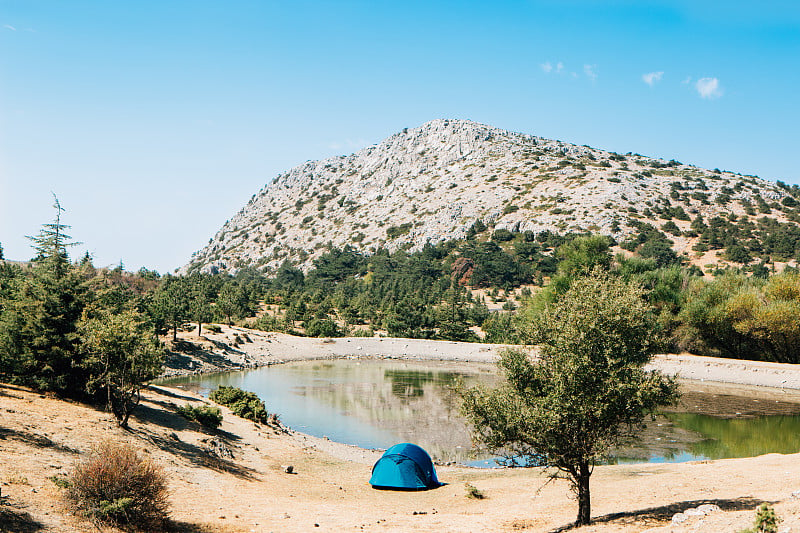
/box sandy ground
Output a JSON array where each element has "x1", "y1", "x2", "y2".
[
  {"x1": 2, "y1": 382, "x2": 800, "y2": 533},
  {"x1": 4, "y1": 329, "x2": 800, "y2": 532}
]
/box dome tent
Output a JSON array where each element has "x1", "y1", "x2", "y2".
[{"x1": 369, "y1": 443, "x2": 440, "y2": 490}]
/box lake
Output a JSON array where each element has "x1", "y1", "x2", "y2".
[{"x1": 161, "y1": 358, "x2": 800, "y2": 466}]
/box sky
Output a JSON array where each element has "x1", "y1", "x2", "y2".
[{"x1": 1, "y1": 1, "x2": 798, "y2": 273}]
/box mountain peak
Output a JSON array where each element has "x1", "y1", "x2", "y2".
[{"x1": 184, "y1": 120, "x2": 792, "y2": 274}]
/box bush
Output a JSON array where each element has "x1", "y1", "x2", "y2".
[
  {"x1": 175, "y1": 404, "x2": 223, "y2": 429},
  {"x1": 491, "y1": 229, "x2": 514, "y2": 242},
  {"x1": 205, "y1": 324, "x2": 222, "y2": 333},
  {"x1": 66, "y1": 440, "x2": 169, "y2": 530},
  {"x1": 304, "y1": 317, "x2": 342, "y2": 337},
  {"x1": 738, "y1": 503, "x2": 780, "y2": 533},
  {"x1": 210, "y1": 386, "x2": 269, "y2": 424},
  {"x1": 464, "y1": 482, "x2": 485, "y2": 499}
]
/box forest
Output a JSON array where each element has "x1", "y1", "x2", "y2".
[{"x1": 2, "y1": 204, "x2": 800, "y2": 412}]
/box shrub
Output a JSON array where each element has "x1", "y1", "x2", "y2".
[
  {"x1": 738, "y1": 503, "x2": 780, "y2": 533},
  {"x1": 175, "y1": 404, "x2": 223, "y2": 429},
  {"x1": 464, "y1": 482, "x2": 485, "y2": 499},
  {"x1": 66, "y1": 440, "x2": 169, "y2": 530},
  {"x1": 210, "y1": 386, "x2": 269, "y2": 424},
  {"x1": 386, "y1": 223, "x2": 412, "y2": 239},
  {"x1": 304, "y1": 317, "x2": 342, "y2": 337},
  {"x1": 491, "y1": 229, "x2": 514, "y2": 242},
  {"x1": 205, "y1": 324, "x2": 222, "y2": 333}
]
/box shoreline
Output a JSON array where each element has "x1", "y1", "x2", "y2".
[
  {"x1": 161, "y1": 325, "x2": 800, "y2": 391},
  {"x1": 157, "y1": 325, "x2": 800, "y2": 469}
]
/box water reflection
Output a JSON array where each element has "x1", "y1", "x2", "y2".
[
  {"x1": 162, "y1": 359, "x2": 800, "y2": 466},
  {"x1": 668, "y1": 413, "x2": 800, "y2": 459}
]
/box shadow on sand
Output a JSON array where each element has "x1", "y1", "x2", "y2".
[
  {"x1": 0, "y1": 501, "x2": 45, "y2": 533},
  {"x1": 129, "y1": 402, "x2": 255, "y2": 481},
  {"x1": 0, "y1": 426, "x2": 80, "y2": 454},
  {"x1": 549, "y1": 496, "x2": 768, "y2": 532}
]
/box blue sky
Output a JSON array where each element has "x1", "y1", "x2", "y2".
[{"x1": 1, "y1": 1, "x2": 798, "y2": 272}]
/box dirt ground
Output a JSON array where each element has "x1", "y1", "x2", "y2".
[{"x1": 4, "y1": 333, "x2": 800, "y2": 532}]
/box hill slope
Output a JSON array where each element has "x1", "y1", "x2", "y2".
[{"x1": 185, "y1": 119, "x2": 796, "y2": 273}]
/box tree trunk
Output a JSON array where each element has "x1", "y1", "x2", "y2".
[
  {"x1": 173, "y1": 321, "x2": 178, "y2": 342},
  {"x1": 198, "y1": 322, "x2": 202, "y2": 336},
  {"x1": 576, "y1": 461, "x2": 592, "y2": 526}
]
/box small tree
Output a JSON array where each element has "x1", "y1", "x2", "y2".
[
  {"x1": 460, "y1": 271, "x2": 679, "y2": 526},
  {"x1": 79, "y1": 308, "x2": 164, "y2": 427},
  {"x1": 189, "y1": 292, "x2": 213, "y2": 336},
  {"x1": 149, "y1": 277, "x2": 189, "y2": 341},
  {"x1": 216, "y1": 283, "x2": 244, "y2": 326}
]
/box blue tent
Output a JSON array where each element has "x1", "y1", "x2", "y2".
[{"x1": 369, "y1": 443, "x2": 440, "y2": 490}]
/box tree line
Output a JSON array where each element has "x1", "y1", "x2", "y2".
[{"x1": 2, "y1": 205, "x2": 799, "y2": 420}]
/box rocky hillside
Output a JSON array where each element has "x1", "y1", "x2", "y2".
[{"x1": 185, "y1": 119, "x2": 797, "y2": 273}]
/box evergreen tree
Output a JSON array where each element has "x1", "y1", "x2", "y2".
[
  {"x1": 189, "y1": 279, "x2": 213, "y2": 336},
  {"x1": 79, "y1": 306, "x2": 164, "y2": 427},
  {"x1": 0, "y1": 199, "x2": 90, "y2": 394},
  {"x1": 149, "y1": 277, "x2": 189, "y2": 341}
]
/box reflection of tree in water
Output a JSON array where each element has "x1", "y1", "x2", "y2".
[
  {"x1": 291, "y1": 361, "x2": 485, "y2": 462},
  {"x1": 385, "y1": 369, "x2": 461, "y2": 399},
  {"x1": 168, "y1": 362, "x2": 800, "y2": 465},
  {"x1": 666, "y1": 413, "x2": 800, "y2": 460}
]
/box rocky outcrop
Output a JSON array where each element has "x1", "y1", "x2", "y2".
[{"x1": 184, "y1": 119, "x2": 793, "y2": 273}]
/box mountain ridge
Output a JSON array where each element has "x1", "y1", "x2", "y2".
[{"x1": 184, "y1": 119, "x2": 796, "y2": 274}]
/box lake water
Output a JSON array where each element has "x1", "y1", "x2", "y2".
[{"x1": 162, "y1": 358, "x2": 800, "y2": 466}]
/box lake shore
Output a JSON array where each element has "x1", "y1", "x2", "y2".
[
  {"x1": 3, "y1": 379, "x2": 800, "y2": 533},
  {"x1": 5, "y1": 326, "x2": 800, "y2": 532},
  {"x1": 163, "y1": 325, "x2": 800, "y2": 391}
]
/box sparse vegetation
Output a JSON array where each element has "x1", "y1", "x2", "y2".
[
  {"x1": 175, "y1": 403, "x2": 223, "y2": 429},
  {"x1": 464, "y1": 483, "x2": 485, "y2": 499},
  {"x1": 210, "y1": 385, "x2": 270, "y2": 424},
  {"x1": 66, "y1": 440, "x2": 169, "y2": 530},
  {"x1": 738, "y1": 503, "x2": 781, "y2": 533}
]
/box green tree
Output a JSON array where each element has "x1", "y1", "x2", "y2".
[
  {"x1": 216, "y1": 283, "x2": 245, "y2": 326},
  {"x1": 460, "y1": 271, "x2": 678, "y2": 526},
  {"x1": 79, "y1": 307, "x2": 164, "y2": 427},
  {"x1": 149, "y1": 277, "x2": 189, "y2": 341},
  {"x1": 185, "y1": 275, "x2": 214, "y2": 336},
  {"x1": 556, "y1": 235, "x2": 612, "y2": 277},
  {"x1": 0, "y1": 199, "x2": 91, "y2": 394}
]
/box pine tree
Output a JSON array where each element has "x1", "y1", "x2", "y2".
[{"x1": 0, "y1": 197, "x2": 90, "y2": 394}]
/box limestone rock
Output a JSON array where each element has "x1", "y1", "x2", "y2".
[{"x1": 183, "y1": 119, "x2": 795, "y2": 275}]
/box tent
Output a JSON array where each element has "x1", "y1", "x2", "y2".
[{"x1": 369, "y1": 443, "x2": 440, "y2": 490}]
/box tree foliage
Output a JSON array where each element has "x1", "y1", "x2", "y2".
[
  {"x1": 0, "y1": 200, "x2": 164, "y2": 427},
  {"x1": 679, "y1": 271, "x2": 800, "y2": 362},
  {"x1": 460, "y1": 271, "x2": 679, "y2": 526},
  {"x1": 79, "y1": 306, "x2": 164, "y2": 427}
]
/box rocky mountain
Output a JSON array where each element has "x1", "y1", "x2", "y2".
[{"x1": 185, "y1": 119, "x2": 797, "y2": 274}]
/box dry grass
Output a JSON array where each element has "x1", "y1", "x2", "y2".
[{"x1": 66, "y1": 440, "x2": 170, "y2": 530}]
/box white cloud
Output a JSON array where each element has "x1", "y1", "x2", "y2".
[
  {"x1": 681, "y1": 76, "x2": 692, "y2": 85},
  {"x1": 695, "y1": 77, "x2": 722, "y2": 99},
  {"x1": 642, "y1": 71, "x2": 664, "y2": 86},
  {"x1": 540, "y1": 61, "x2": 553, "y2": 73},
  {"x1": 584, "y1": 64, "x2": 597, "y2": 82},
  {"x1": 3, "y1": 24, "x2": 16, "y2": 31},
  {"x1": 556, "y1": 61, "x2": 564, "y2": 73}
]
